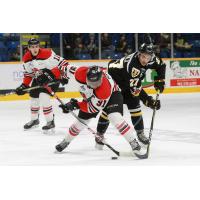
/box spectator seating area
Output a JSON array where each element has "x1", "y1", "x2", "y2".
[
  {"x1": 173, "y1": 33, "x2": 200, "y2": 58},
  {"x1": 62, "y1": 33, "x2": 135, "y2": 59},
  {"x1": 0, "y1": 33, "x2": 20, "y2": 61},
  {"x1": 1, "y1": 33, "x2": 200, "y2": 61}
]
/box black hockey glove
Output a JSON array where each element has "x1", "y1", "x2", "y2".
[
  {"x1": 36, "y1": 69, "x2": 55, "y2": 86},
  {"x1": 15, "y1": 83, "x2": 29, "y2": 95},
  {"x1": 154, "y1": 78, "x2": 165, "y2": 93},
  {"x1": 60, "y1": 78, "x2": 69, "y2": 86},
  {"x1": 144, "y1": 96, "x2": 161, "y2": 110},
  {"x1": 59, "y1": 98, "x2": 79, "y2": 113}
]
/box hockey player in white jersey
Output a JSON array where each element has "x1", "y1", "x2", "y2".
[{"x1": 15, "y1": 38, "x2": 76, "y2": 133}]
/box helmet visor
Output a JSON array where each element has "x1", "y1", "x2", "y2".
[{"x1": 86, "y1": 77, "x2": 102, "y2": 89}]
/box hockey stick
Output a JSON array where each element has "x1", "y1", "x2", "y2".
[
  {"x1": 44, "y1": 85, "x2": 132, "y2": 156},
  {"x1": 146, "y1": 92, "x2": 160, "y2": 155},
  {"x1": 0, "y1": 81, "x2": 59, "y2": 97},
  {"x1": 136, "y1": 91, "x2": 160, "y2": 159}
]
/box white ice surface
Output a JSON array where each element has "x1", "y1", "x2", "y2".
[{"x1": 0, "y1": 93, "x2": 200, "y2": 165}]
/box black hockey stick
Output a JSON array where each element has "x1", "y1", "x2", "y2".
[
  {"x1": 45, "y1": 85, "x2": 149, "y2": 159},
  {"x1": 135, "y1": 92, "x2": 160, "y2": 159},
  {"x1": 0, "y1": 81, "x2": 59, "y2": 97},
  {"x1": 146, "y1": 92, "x2": 160, "y2": 155},
  {"x1": 43, "y1": 84, "x2": 121, "y2": 156}
]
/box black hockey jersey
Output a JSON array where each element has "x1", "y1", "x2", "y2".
[{"x1": 108, "y1": 52, "x2": 166, "y2": 94}]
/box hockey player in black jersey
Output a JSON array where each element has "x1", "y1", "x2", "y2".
[{"x1": 95, "y1": 43, "x2": 166, "y2": 149}]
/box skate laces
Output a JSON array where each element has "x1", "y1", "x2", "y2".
[
  {"x1": 47, "y1": 121, "x2": 52, "y2": 125},
  {"x1": 27, "y1": 120, "x2": 36, "y2": 126},
  {"x1": 138, "y1": 132, "x2": 149, "y2": 142},
  {"x1": 130, "y1": 139, "x2": 140, "y2": 150},
  {"x1": 59, "y1": 139, "x2": 69, "y2": 147},
  {"x1": 45, "y1": 120, "x2": 54, "y2": 126}
]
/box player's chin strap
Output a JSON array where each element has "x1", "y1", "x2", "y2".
[
  {"x1": 43, "y1": 84, "x2": 131, "y2": 157},
  {"x1": 0, "y1": 81, "x2": 59, "y2": 97}
]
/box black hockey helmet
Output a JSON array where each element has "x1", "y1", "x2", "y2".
[
  {"x1": 86, "y1": 66, "x2": 103, "y2": 89},
  {"x1": 139, "y1": 43, "x2": 154, "y2": 55},
  {"x1": 28, "y1": 38, "x2": 40, "y2": 46}
]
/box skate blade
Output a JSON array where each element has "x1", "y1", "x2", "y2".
[
  {"x1": 43, "y1": 128, "x2": 55, "y2": 134},
  {"x1": 24, "y1": 125, "x2": 39, "y2": 131}
]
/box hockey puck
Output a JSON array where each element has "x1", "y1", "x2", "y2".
[{"x1": 111, "y1": 156, "x2": 118, "y2": 160}]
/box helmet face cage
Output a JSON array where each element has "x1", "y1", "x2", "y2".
[
  {"x1": 86, "y1": 66, "x2": 103, "y2": 89},
  {"x1": 86, "y1": 78, "x2": 102, "y2": 89},
  {"x1": 28, "y1": 38, "x2": 40, "y2": 47}
]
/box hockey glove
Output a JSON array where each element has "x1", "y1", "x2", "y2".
[
  {"x1": 59, "y1": 98, "x2": 79, "y2": 113},
  {"x1": 60, "y1": 78, "x2": 69, "y2": 86},
  {"x1": 154, "y1": 78, "x2": 165, "y2": 93},
  {"x1": 15, "y1": 83, "x2": 29, "y2": 95},
  {"x1": 144, "y1": 96, "x2": 161, "y2": 110},
  {"x1": 36, "y1": 69, "x2": 55, "y2": 86}
]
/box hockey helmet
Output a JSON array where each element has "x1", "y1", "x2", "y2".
[
  {"x1": 28, "y1": 38, "x2": 40, "y2": 46},
  {"x1": 86, "y1": 66, "x2": 103, "y2": 89},
  {"x1": 139, "y1": 43, "x2": 154, "y2": 55}
]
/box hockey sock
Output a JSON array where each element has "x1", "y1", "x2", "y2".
[
  {"x1": 108, "y1": 112, "x2": 136, "y2": 143},
  {"x1": 97, "y1": 111, "x2": 110, "y2": 134},
  {"x1": 130, "y1": 109, "x2": 144, "y2": 133},
  {"x1": 30, "y1": 98, "x2": 40, "y2": 120},
  {"x1": 40, "y1": 93, "x2": 53, "y2": 122},
  {"x1": 64, "y1": 119, "x2": 91, "y2": 143}
]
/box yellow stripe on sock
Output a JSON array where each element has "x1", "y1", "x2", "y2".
[
  {"x1": 100, "y1": 113, "x2": 109, "y2": 120},
  {"x1": 131, "y1": 112, "x2": 142, "y2": 117}
]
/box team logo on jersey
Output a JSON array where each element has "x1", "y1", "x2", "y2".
[
  {"x1": 32, "y1": 68, "x2": 42, "y2": 77},
  {"x1": 131, "y1": 67, "x2": 140, "y2": 78}
]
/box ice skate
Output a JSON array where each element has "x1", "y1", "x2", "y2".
[
  {"x1": 55, "y1": 139, "x2": 70, "y2": 152},
  {"x1": 24, "y1": 119, "x2": 39, "y2": 130},
  {"x1": 136, "y1": 130, "x2": 149, "y2": 147},
  {"x1": 129, "y1": 139, "x2": 141, "y2": 153},
  {"x1": 42, "y1": 120, "x2": 55, "y2": 134},
  {"x1": 129, "y1": 139, "x2": 148, "y2": 159},
  {"x1": 95, "y1": 132, "x2": 105, "y2": 150}
]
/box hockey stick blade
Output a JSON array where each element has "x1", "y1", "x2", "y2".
[
  {"x1": 119, "y1": 151, "x2": 148, "y2": 159},
  {"x1": 104, "y1": 143, "x2": 120, "y2": 156}
]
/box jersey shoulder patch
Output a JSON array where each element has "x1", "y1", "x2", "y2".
[
  {"x1": 36, "y1": 48, "x2": 52, "y2": 60},
  {"x1": 94, "y1": 75, "x2": 111, "y2": 99},
  {"x1": 23, "y1": 51, "x2": 32, "y2": 63},
  {"x1": 75, "y1": 66, "x2": 87, "y2": 84}
]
